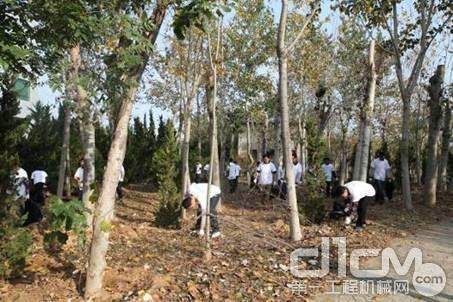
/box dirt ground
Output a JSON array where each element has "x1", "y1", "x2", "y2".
[{"x1": 1, "y1": 185, "x2": 452, "y2": 302}]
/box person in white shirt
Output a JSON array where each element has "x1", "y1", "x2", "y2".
[
  {"x1": 194, "y1": 162, "x2": 203, "y2": 183},
  {"x1": 30, "y1": 168, "x2": 48, "y2": 205},
  {"x1": 227, "y1": 159, "x2": 241, "y2": 193},
  {"x1": 117, "y1": 165, "x2": 125, "y2": 199},
  {"x1": 257, "y1": 154, "x2": 277, "y2": 186},
  {"x1": 203, "y1": 163, "x2": 210, "y2": 181},
  {"x1": 182, "y1": 183, "x2": 222, "y2": 238},
  {"x1": 336, "y1": 181, "x2": 375, "y2": 231},
  {"x1": 10, "y1": 164, "x2": 29, "y2": 201},
  {"x1": 370, "y1": 152, "x2": 391, "y2": 203},
  {"x1": 74, "y1": 159, "x2": 84, "y2": 200},
  {"x1": 277, "y1": 153, "x2": 303, "y2": 199},
  {"x1": 321, "y1": 157, "x2": 335, "y2": 197}
]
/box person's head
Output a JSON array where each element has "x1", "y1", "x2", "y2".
[
  {"x1": 323, "y1": 157, "x2": 330, "y2": 164},
  {"x1": 292, "y1": 154, "x2": 298, "y2": 165},
  {"x1": 263, "y1": 154, "x2": 270, "y2": 164},
  {"x1": 182, "y1": 195, "x2": 197, "y2": 210},
  {"x1": 229, "y1": 158, "x2": 234, "y2": 163},
  {"x1": 79, "y1": 158, "x2": 84, "y2": 167},
  {"x1": 11, "y1": 158, "x2": 20, "y2": 171},
  {"x1": 335, "y1": 186, "x2": 349, "y2": 199},
  {"x1": 378, "y1": 152, "x2": 385, "y2": 160}
]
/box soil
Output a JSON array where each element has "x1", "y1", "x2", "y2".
[{"x1": 1, "y1": 185, "x2": 452, "y2": 301}]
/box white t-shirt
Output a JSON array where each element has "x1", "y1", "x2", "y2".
[
  {"x1": 227, "y1": 162, "x2": 241, "y2": 180},
  {"x1": 31, "y1": 170, "x2": 48, "y2": 184},
  {"x1": 74, "y1": 167, "x2": 84, "y2": 189},
  {"x1": 14, "y1": 168, "x2": 29, "y2": 199},
  {"x1": 195, "y1": 164, "x2": 202, "y2": 175},
  {"x1": 257, "y1": 162, "x2": 277, "y2": 185},
  {"x1": 344, "y1": 181, "x2": 376, "y2": 203},
  {"x1": 278, "y1": 162, "x2": 303, "y2": 184},
  {"x1": 321, "y1": 163, "x2": 334, "y2": 182},
  {"x1": 188, "y1": 183, "x2": 221, "y2": 211},
  {"x1": 371, "y1": 158, "x2": 390, "y2": 181},
  {"x1": 119, "y1": 165, "x2": 125, "y2": 182}
]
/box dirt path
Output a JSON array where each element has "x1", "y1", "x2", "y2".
[{"x1": 309, "y1": 218, "x2": 453, "y2": 302}]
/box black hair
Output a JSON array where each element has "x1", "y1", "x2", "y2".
[
  {"x1": 182, "y1": 197, "x2": 193, "y2": 209},
  {"x1": 334, "y1": 186, "x2": 348, "y2": 198},
  {"x1": 323, "y1": 157, "x2": 330, "y2": 162}
]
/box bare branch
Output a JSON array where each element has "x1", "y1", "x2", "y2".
[{"x1": 286, "y1": 1, "x2": 321, "y2": 55}]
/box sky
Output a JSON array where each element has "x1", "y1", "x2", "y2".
[{"x1": 32, "y1": 0, "x2": 451, "y2": 121}]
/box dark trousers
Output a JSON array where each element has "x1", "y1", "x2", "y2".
[
  {"x1": 196, "y1": 195, "x2": 220, "y2": 233},
  {"x1": 356, "y1": 196, "x2": 371, "y2": 227},
  {"x1": 325, "y1": 181, "x2": 332, "y2": 197},
  {"x1": 374, "y1": 179, "x2": 387, "y2": 203},
  {"x1": 194, "y1": 174, "x2": 202, "y2": 184},
  {"x1": 23, "y1": 199, "x2": 43, "y2": 225},
  {"x1": 31, "y1": 182, "x2": 45, "y2": 205},
  {"x1": 116, "y1": 181, "x2": 124, "y2": 199},
  {"x1": 78, "y1": 188, "x2": 83, "y2": 201},
  {"x1": 229, "y1": 178, "x2": 238, "y2": 193}
]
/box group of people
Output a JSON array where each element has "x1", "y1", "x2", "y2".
[
  {"x1": 183, "y1": 150, "x2": 395, "y2": 237},
  {"x1": 8, "y1": 162, "x2": 49, "y2": 225}
]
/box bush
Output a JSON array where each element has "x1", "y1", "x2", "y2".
[
  {"x1": 0, "y1": 196, "x2": 32, "y2": 279},
  {"x1": 44, "y1": 197, "x2": 88, "y2": 252},
  {"x1": 298, "y1": 168, "x2": 328, "y2": 224},
  {"x1": 152, "y1": 120, "x2": 181, "y2": 228}
]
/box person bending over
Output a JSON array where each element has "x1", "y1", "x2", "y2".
[
  {"x1": 335, "y1": 181, "x2": 375, "y2": 232},
  {"x1": 182, "y1": 183, "x2": 222, "y2": 238}
]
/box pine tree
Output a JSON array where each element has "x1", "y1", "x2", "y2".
[{"x1": 153, "y1": 120, "x2": 181, "y2": 228}]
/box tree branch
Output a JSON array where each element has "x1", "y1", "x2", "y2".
[{"x1": 286, "y1": 1, "x2": 321, "y2": 55}]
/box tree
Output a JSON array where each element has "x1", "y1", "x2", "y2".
[
  {"x1": 424, "y1": 64, "x2": 445, "y2": 207},
  {"x1": 437, "y1": 89, "x2": 451, "y2": 191},
  {"x1": 84, "y1": 1, "x2": 169, "y2": 298},
  {"x1": 277, "y1": 0, "x2": 320, "y2": 241},
  {"x1": 341, "y1": 0, "x2": 453, "y2": 210}
]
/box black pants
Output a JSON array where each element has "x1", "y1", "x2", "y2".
[
  {"x1": 31, "y1": 182, "x2": 45, "y2": 205},
  {"x1": 229, "y1": 178, "x2": 238, "y2": 193},
  {"x1": 116, "y1": 181, "x2": 124, "y2": 199},
  {"x1": 356, "y1": 196, "x2": 372, "y2": 228},
  {"x1": 325, "y1": 181, "x2": 332, "y2": 197},
  {"x1": 78, "y1": 188, "x2": 83, "y2": 201},
  {"x1": 374, "y1": 179, "x2": 387, "y2": 203},
  {"x1": 23, "y1": 199, "x2": 43, "y2": 225},
  {"x1": 194, "y1": 174, "x2": 202, "y2": 184},
  {"x1": 196, "y1": 195, "x2": 220, "y2": 233}
]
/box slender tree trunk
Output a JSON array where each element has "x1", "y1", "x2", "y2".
[
  {"x1": 57, "y1": 102, "x2": 71, "y2": 198},
  {"x1": 70, "y1": 44, "x2": 95, "y2": 224},
  {"x1": 298, "y1": 113, "x2": 307, "y2": 176},
  {"x1": 424, "y1": 65, "x2": 445, "y2": 207},
  {"x1": 278, "y1": 0, "x2": 301, "y2": 242},
  {"x1": 196, "y1": 93, "x2": 202, "y2": 162},
  {"x1": 352, "y1": 123, "x2": 364, "y2": 180},
  {"x1": 273, "y1": 114, "x2": 281, "y2": 166},
  {"x1": 414, "y1": 95, "x2": 423, "y2": 186},
  {"x1": 84, "y1": 4, "x2": 167, "y2": 298},
  {"x1": 206, "y1": 76, "x2": 221, "y2": 188},
  {"x1": 85, "y1": 84, "x2": 138, "y2": 298},
  {"x1": 400, "y1": 95, "x2": 413, "y2": 210},
  {"x1": 354, "y1": 40, "x2": 377, "y2": 181},
  {"x1": 339, "y1": 127, "x2": 348, "y2": 186},
  {"x1": 181, "y1": 99, "x2": 192, "y2": 219},
  {"x1": 246, "y1": 114, "x2": 253, "y2": 186},
  {"x1": 438, "y1": 100, "x2": 451, "y2": 192}
]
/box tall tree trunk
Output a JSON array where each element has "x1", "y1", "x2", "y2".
[
  {"x1": 84, "y1": 4, "x2": 167, "y2": 298},
  {"x1": 196, "y1": 93, "x2": 202, "y2": 162},
  {"x1": 400, "y1": 96, "x2": 413, "y2": 210},
  {"x1": 424, "y1": 65, "x2": 445, "y2": 207},
  {"x1": 273, "y1": 114, "x2": 281, "y2": 166},
  {"x1": 206, "y1": 76, "x2": 220, "y2": 188},
  {"x1": 298, "y1": 113, "x2": 307, "y2": 176},
  {"x1": 246, "y1": 114, "x2": 253, "y2": 186},
  {"x1": 181, "y1": 99, "x2": 192, "y2": 219},
  {"x1": 57, "y1": 102, "x2": 71, "y2": 198},
  {"x1": 262, "y1": 112, "x2": 269, "y2": 155},
  {"x1": 70, "y1": 44, "x2": 95, "y2": 224},
  {"x1": 414, "y1": 95, "x2": 423, "y2": 186},
  {"x1": 352, "y1": 123, "x2": 364, "y2": 180},
  {"x1": 438, "y1": 99, "x2": 451, "y2": 192},
  {"x1": 278, "y1": 0, "x2": 302, "y2": 242},
  {"x1": 339, "y1": 126, "x2": 348, "y2": 185},
  {"x1": 85, "y1": 84, "x2": 138, "y2": 298},
  {"x1": 354, "y1": 40, "x2": 377, "y2": 181}
]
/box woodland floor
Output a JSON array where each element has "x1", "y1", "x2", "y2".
[{"x1": 1, "y1": 184, "x2": 452, "y2": 302}]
